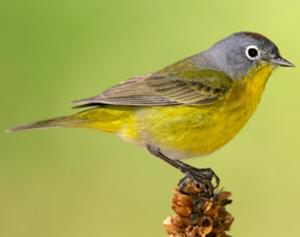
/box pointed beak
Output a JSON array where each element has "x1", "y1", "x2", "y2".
[{"x1": 269, "y1": 56, "x2": 295, "y2": 67}]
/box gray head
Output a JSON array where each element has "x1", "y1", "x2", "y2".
[{"x1": 201, "y1": 32, "x2": 294, "y2": 79}]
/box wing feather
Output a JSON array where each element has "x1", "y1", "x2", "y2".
[{"x1": 73, "y1": 70, "x2": 233, "y2": 107}]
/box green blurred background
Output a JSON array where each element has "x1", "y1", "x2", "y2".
[{"x1": 1, "y1": 0, "x2": 299, "y2": 236}]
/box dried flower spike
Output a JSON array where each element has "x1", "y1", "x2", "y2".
[{"x1": 164, "y1": 175, "x2": 234, "y2": 237}]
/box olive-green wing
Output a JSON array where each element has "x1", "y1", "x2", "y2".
[{"x1": 72, "y1": 70, "x2": 233, "y2": 107}]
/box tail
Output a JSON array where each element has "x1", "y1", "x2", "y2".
[
  {"x1": 6, "y1": 115, "x2": 85, "y2": 133},
  {"x1": 6, "y1": 106, "x2": 135, "y2": 133}
]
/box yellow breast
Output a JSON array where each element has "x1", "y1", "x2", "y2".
[
  {"x1": 128, "y1": 64, "x2": 275, "y2": 159},
  {"x1": 203, "y1": 64, "x2": 274, "y2": 154}
]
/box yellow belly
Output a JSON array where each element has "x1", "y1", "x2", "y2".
[{"x1": 119, "y1": 64, "x2": 274, "y2": 159}]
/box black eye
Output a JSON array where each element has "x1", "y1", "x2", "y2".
[{"x1": 246, "y1": 45, "x2": 260, "y2": 60}]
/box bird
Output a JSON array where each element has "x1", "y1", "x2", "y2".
[{"x1": 7, "y1": 32, "x2": 294, "y2": 187}]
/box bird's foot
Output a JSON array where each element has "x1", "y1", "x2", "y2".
[
  {"x1": 147, "y1": 145, "x2": 219, "y2": 197},
  {"x1": 178, "y1": 168, "x2": 220, "y2": 197}
]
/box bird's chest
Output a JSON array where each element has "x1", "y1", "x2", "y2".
[
  {"x1": 136, "y1": 66, "x2": 273, "y2": 159},
  {"x1": 192, "y1": 65, "x2": 273, "y2": 155}
]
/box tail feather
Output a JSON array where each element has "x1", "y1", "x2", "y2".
[
  {"x1": 6, "y1": 106, "x2": 134, "y2": 134},
  {"x1": 6, "y1": 115, "x2": 84, "y2": 133}
]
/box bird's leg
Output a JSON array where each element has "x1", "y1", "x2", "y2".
[{"x1": 147, "y1": 145, "x2": 219, "y2": 194}]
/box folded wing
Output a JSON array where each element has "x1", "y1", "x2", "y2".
[{"x1": 72, "y1": 70, "x2": 233, "y2": 107}]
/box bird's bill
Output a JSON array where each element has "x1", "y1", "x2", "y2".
[{"x1": 269, "y1": 56, "x2": 295, "y2": 67}]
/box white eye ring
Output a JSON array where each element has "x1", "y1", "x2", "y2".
[{"x1": 245, "y1": 45, "x2": 261, "y2": 60}]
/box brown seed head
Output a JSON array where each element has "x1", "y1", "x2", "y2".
[{"x1": 163, "y1": 176, "x2": 234, "y2": 237}]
